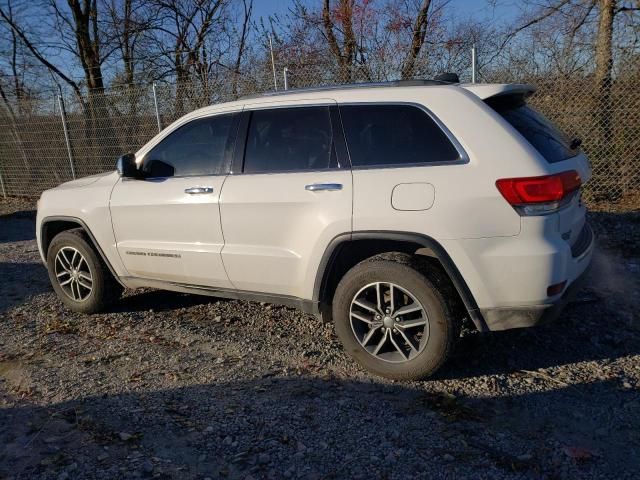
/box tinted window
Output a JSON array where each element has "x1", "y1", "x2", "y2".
[
  {"x1": 243, "y1": 107, "x2": 334, "y2": 173},
  {"x1": 143, "y1": 114, "x2": 235, "y2": 177},
  {"x1": 339, "y1": 105, "x2": 460, "y2": 167},
  {"x1": 487, "y1": 96, "x2": 579, "y2": 163}
]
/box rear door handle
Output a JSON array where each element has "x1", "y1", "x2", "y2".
[
  {"x1": 185, "y1": 186, "x2": 214, "y2": 194},
  {"x1": 305, "y1": 183, "x2": 343, "y2": 192}
]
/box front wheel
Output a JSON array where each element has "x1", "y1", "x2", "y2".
[
  {"x1": 46, "y1": 229, "x2": 122, "y2": 314},
  {"x1": 332, "y1": 254, "x2": 456, "y2": 380}
]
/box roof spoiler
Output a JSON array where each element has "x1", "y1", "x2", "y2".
[{"x1": 462, "y1": 83, "x2": 536, "y2": 101}]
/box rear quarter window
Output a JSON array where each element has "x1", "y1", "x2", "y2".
[
  {"x1": 339, "y1": 104, "x2": 462, "y2": 168},
  {"x1": 486, "y1": 95, "x2": 579, "y2": 164}
]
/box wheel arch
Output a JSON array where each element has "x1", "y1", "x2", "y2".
[
  {"x1": 40, "y1": 216, "x2": 124, "y2": 287},
  {"x1": 313, "y1": 231, "x2": 488, "y2": 332}
]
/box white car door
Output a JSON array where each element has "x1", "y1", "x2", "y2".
[
  {"x1": 109, "y1": 112, "x2": 239, "y2": 288},
  {"x1": 219, "y1": 101, "x2": 352, "y2": 300}
]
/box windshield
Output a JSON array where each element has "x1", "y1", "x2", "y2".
[{"x1": 486, "y1": 95, "x2": 580, "y2": 164}]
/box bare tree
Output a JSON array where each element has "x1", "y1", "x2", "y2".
[
  {"x1": 322, "y1": 0, "x2": 358, "y2": 83},
  {"x1": 0, "y1": 2, "x2": 85, "y2": 101},
  {"x1": 3, "y1": 0, "x2": 25, "y2": 103},
  {"x1": 400, "y1": 0, "x2": 432, "y2": 79},
  {"x1": 284, "y1": 0, "x2": 448, "y2": 83},
  {"x1": 104, "y1": 0, "x2": 156, "y2": 86},
  {"x1": 501, "y1": 1, "x2": 639, "y2": 83},
  {"x1": 63, "y1": 0, "x2": 106, "y2": 92},
  {"x1": 150, "y1": 0, "x2": 226, "y2": 110},
  {"x1": 231, "y1": 0, "x2": 252, "y2": 97}
]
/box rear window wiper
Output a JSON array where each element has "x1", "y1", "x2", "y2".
[{"x1": 570, "y1": 137, "x2": 582, "y2": 150}]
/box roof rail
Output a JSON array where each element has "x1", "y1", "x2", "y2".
[{"x1": 239, "y1": 74, "x2": 460, "y2": 100}]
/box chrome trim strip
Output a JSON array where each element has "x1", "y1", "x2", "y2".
[
  {"x1": 305, "y1": 183, "x2": 343, "y2": 191},
  {"x1": 184, "y1": 186, "x2": 214, "y2": 194}
]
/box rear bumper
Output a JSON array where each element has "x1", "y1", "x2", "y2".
[
  {"x1": 480, "y1": 261, "x2": 591, "y2": 330},
  {"x1": 443, "y1": 215, "x2": 595, "y2": 331}
]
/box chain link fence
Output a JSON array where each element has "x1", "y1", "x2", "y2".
[{"x1": 0, "y1": 60, "x2": 638, "y2": 210}]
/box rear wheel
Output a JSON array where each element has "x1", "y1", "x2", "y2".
[
  {"x1": 47, "y1": 229, "x2": 122, "y2": 313},
  {"x1": 332, "y1": 254, "x2": 456, "y2": 380}
]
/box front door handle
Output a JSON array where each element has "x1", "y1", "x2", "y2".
[
  {"x1": 305, "y1": 183, "x2": 343, "y2": 192},
  {"x1": 185, "y1": 186, "x2": 214, "y2": 195}
]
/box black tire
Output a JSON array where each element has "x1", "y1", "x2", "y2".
[
  {"x1": 46, "y1": 229, "x2": 122, "y2": 314},
  {"x1": 332, "y1": 253, "x2": 457, "y2": 380}
]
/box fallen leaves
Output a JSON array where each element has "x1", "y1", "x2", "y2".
[
  {"x1": 563, "y1": 445, "x2": 596, "y2": 462},
  {"x1": 42, "y1": 318, "x2": 78, "y2": 335},
  {"x1": 409, "y1": 391, "x2": 481, "y2": 421}
]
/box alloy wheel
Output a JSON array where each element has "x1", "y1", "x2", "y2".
[
  {"x1": 54, "y1": 246, "x2": 93, "y2": 301},
  {"x1": 349, "y1": 281, "x2": 429, "y2": 363}
]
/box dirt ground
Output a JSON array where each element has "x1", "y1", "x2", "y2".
[{"x1": 1, "y1": 196, "x2": 639, "y2": 479}]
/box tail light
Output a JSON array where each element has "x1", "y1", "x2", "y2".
[{"x1": 496, "y1": 170, "x2": 581, "y2": 215}]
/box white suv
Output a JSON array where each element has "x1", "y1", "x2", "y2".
[{"x1": 36, "y1": 79, "x2": 594, "y2": 380}]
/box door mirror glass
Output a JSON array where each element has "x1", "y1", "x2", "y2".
[{"x1": 116, "y1": 153, "x2": 139, "y2": 178}]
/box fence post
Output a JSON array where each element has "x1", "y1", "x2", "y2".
[
  {"x1": 57, "y1": 94, "x2": 76, "y2": 180},
  {"x1": 0, "y1": 169, "x2": 6, "y2": 198},
  {"x1": 152, "y1": 82, "x2": 162, "y2": 133},
  {"x1": 269, "y1": 34, "x2": 278, "y2": 91},
  {"x1": 283, "y1": 67, "x2": 289, "y2": 90},
  {"x1": 471, "y1": 44, "x2": 477, "y2": 83}
]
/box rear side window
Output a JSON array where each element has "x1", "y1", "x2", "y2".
[
  {"x1": 143, "y1": 113, "x2": 236, "y2": 177},
  {"x1": 339, "y1": 104, "x2": 461, "y2": 167},
  {"x1": 487, "y1": 96, "x2": 579, "y2": 163},
  {"x1": 243, "y1": 107, "x2": 336, "y2": 173}
]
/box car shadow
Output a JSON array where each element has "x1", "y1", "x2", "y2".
[
  {"x1": 112, "y1": 289, "x2": 225, "y2": 313},
  {"x1": 100, "y1": 282, "x2": 640, "y2": 385},
  {"x1": 588, "y1": 210, "x2": 640, "y2": 258},
  {"x1": 0, "y1": 210, "x2": 36, "y2": 244},
  {"x1": 3, "y1": 284, "x2": 638, "y2": 384},
  {"x1": 0, "y1": 262, "x2": 51, "y2": 313},
  {"x1": 437, "y1": 249, "x2": 639, "y2": 380},
  {"x1": 0, "y1": 376, "x2": 637, "y2": 479}
]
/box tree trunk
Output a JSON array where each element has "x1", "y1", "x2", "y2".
[
  {"x1": 594, "y1": 0, "x2": 615, "y2": 144},
  {"x1": 175, "y1": 52, "x2": 187, "y2": 116},
  {"x1": 67, "y1": 0, "x2": 104, "y2": 93},
  {"x1": 122, "y1": 0, "x2": 134, "y2": 86},
  {"x1": 322, "y1": 0, "x2": 356, "y2": 83},
  {"x1": 401, "y1": 0, "x2": 432, "y2": 79},
  {"x1": 232, "y1": 0, "x2": 252, "y2": 98}
]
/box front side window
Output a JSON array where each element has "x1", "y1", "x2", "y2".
[
  {"x1": 142, "y1": 113, "x2": 235, "y2": 177},
  {"x1": 339, "y1": 104, "x2": 461, "y2": 168},
  {"x1": 243, "y1": 106, "x2": 335, "y2": 173}
]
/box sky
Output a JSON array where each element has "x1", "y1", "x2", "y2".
[
  {"x1": 3, "y1": 0, "x2": 526, "y2": 91},
  {"x1": 251, "y1": 0, "x2": 523, "y2": 24}
]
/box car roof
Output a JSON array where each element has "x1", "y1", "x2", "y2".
[
  {"x1": 179, "y1": 81, "x2": 536, "y2": 124},
  {"x1": 239, "y1": 81, "x2": 535, "y2": 101}
]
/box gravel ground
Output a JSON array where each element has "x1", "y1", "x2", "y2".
[{"x1": 1, "y1": 196, "x2": 639, "y2": 480}]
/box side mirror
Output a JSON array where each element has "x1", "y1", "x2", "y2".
[{"x1": 116, "y1": 153, "x2": 139, "y2": 178}]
